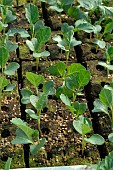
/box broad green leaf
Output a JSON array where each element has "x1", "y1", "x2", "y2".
[
  {"x1": 60, "y1": 94, "x2": 71, "y2": 106},
  {"x1": 68, "y1": 6, "x2": 88, "y2": 20},
  {"x1": 21, "y1": 88, "x2": 33, "y2": 104},
  {"x1": 30, "y1": 95, "x2": 38, "y2": 108},
  {"x1": 5, "y1": 10, "x2": 16, "y2": 23},
  {"x1": 67, "y1": 63, "x2": 85, "y2": 75},
  {"x1": 104, "y1": 21, "x2": 113, "y2": 34},
  {"x1": 26, "y1": 39, "x2": 35, "y2": 51},
  {"x1": 57, "y1": 61, "x2": 66, "y2": 77},
  {"x1": 84, "y1": 134, "x2": 105, "y2": 145},
  {"x1": 25, "y1": 109, "x2": 40, "y2": 120},
  {"x1": 30, "y1": 138, "x2": 46, "y2": 155},
  {"x1": 11, "y1": 128, "x2": 33, "y2": 144},
  {"x1": 76, "y1": 70, "x2": 90, "y2": 89},
  {"x1": 49, "y1": 62, "x2": 66, "y2": 76},
  {"x1": 4, "y1": 62, "x2": 20, "y2": 75},
  {"x1": 78, "y1": 0, "x2": 102, "y2": 10},
  {"x1": 36, "y1": 94, "x2": 47, "y2": 111},
  {"x1": 10, "y1": 118, "x2": 35, "y2": 139},
  {"x1": 92, "y1": 99, "x2": 109, "y2": 115},
  {"x1": 73, "y1": 119, "x2": 91, "y2": 135},
  {"x1": 75, "y1": 19, "x2": 95, "y2": 33},
  {"x1": 93, "y1": 39, "x2": 105, "y2": 49},
  {"x1": 26, "y1": 72, "x2": 44, "y2": 87},
  {"x1": 4, "y1": 84, "x2": 16, "y2": 92},
  {"x1": 56, "y1": 84, "x2": 73, "y2": 98},
  {"x1": 61, "y1": 22, "x2": 74, "y2": 33},
  {"x1": 65, "y1": 74, "x2": 78, "y2": 91},
  {"x1": 33, "y1": 51, "x2": 50, "y2": 58},
  {"x1": 2, "y1": 0, "x2": 12, "y2": 5},
  {"x1": 99, "y1": 6, "x2": 113, "y2": 17},
  {"x1": 108, "y1": 133, "x2": 113, "y2": 143},
  {"x1": 5, "y1": 157, "x2": 12, "y2": 170},
  {"x1": 36, "y1": 26, "x2": 51, "y2": 46},
  {"x1": 0, "y1": 47, "x2": 8, "y2": 69},
  {"x1": 0, "y1": 77, "x2": 9, "y2": 90},
  {"x1": 25, "y1": 3, "x2": 39, "y2": 24},
  {"x1": 43, "y1": 80, "x2": 56, "y2": 95},
  {"x1": 74, "y1": 101, "x2": 87, "y2": 116},
  {"x1": 16, "y1": 28, "x2": 30, "y2": 38},
  {"x1": 6, "y1": 40, "x2": 18, "y2": 52},
  {"x1": 99, "y1": 88, "x2": 113, "y2": 108}
]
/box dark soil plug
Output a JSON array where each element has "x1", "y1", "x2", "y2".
[
  {"x1": 1, "y1": 129, "x2": 10, "y2": 138},
  {"x1": 41, "y1": 127, "x2": 50, "y2": 135},
  {"x1": 91, "y1": 48, "x2": 99, "y2": 54},
  {"x1": 47, "y1": 152, "x2": 53, "y2": 160},
  {"x1": 96, "y1": 64, "x2": 104, "y2": 71},
  {"x1": 1, "y1": 154, "x2": 8, "y2": 161},
  {"x1": 1, "y1": 106, "x2": 9, "y2": 111}
]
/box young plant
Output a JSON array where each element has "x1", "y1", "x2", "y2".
[
  {"x1": 10, "y1": 118, "x2": 46, "y2": 155},
  {"x1": 0, "y1": 47, "x2": 20, "y2": 110},
  {"x1": 98, "y1": 44, "x2": 113, "y2": 77},
  {"x1": 53, "y1": 23, "x2": 81, "y2": 66},
  {"x1": 4, "y1": 157, "x2": 12, "y2": 170},
  {"x1": 92, "y1": 80, "x2": 113, "y2": 129},
  {"x1": 0, "y1": 0, "x2": 16, "y2": 34},
  {"x1": 26, "y1": 25, "x2": 51, "y2": 71},
  {"x1": 21, "y1": 72, "x2": 55, "y2": 133},
  {"x1": 73, "y1": 115, "x2": 105, "y2": 155},
  {"x1": 49, "y1": 61, "x2": 91, "y2": 101}
]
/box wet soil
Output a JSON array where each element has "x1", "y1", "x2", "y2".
[{"x1": 0, "y1": 1, "x2": 113, "y2": 169}]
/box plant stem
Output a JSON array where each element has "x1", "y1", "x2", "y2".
[
  {"x1": 66, "y1": 50, "x2": 70, "y2": 67},
  {"x1": 82, "y1": 134, "x2": 85, "y2": 156}
]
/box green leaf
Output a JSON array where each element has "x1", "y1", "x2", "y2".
[
  {"x1": 0, "y1": 47, "x2": 8, "y2": 69},
  {"x1": 36, "y1": 26, "x2": 51, "y2": 46},
  {"x1": 104, "y1": 21, "x2": 113, "y2": 34},
  {"x1": 6, "y1": 40, "x2": 18, "y2": 52},
  {"x1": 4, "y1": 62, "x2": 20, "y2": 75},
  {"x1": 75, "y1": 19, "x2": 95, "y2": 33},
  {"x1": 68, "y1": 6, "x2": 88, "y2": 20},
  {"x1": 78, "y1": 0, "x2": 101, "y2": 10},
  {"x1": 33, "y1": 51, "x2": 50, "y2": 58},
  {"x1": 49, "y1": 61, "x2": 66, "y2": 77},
  {"x1": 25, "y1": 3, "x2": 39, "y2": 24},
  {"x1": 98, "y1": 61, "x2": 113, "y2": 70},
  {"x1": 65, "y1": 74, "x2": 78, "y2": 91},
  {"x1": 30, "y1": 95, "x2": 38, "y2": 108},
  {"x1": 26, "y1": 72, "x2": 44, "y2": 87},
  {"x1": 36, "y1": 94, "x2": 48, "y2": 111},
  {"x1": 11, "y1": 128, "x2": 33, "y2": 144},
  {"x1": 99, "y1": 6, "x2": 113, "y2": 17},
  {"x1": 92, "y1": 99, "x2": 109, "y2": 115},
  {"x1": 108, "y1": 133, "x2": 113, "y2": 143},
  {"x1": 5, "y1": 10, "x2": 16, "y2": 23},
  {"x1": 99, "y1": 88, "x2": 113, "y2": 108},
  {"x1": 67, "y1": 63, "x2": 85, "y2": 75},
  {"x1": 21, "y1": 88, "x2": 32, "y2": 104},
  {"x1": 60, "y1": 94, "x2": 71, "y2": 106},
  {"x1": 93, "y1": 39, "x2": 105, "y2": 49},
  {"x1": 56, "y1": 84, "x2": 73, "y2": 98},
  {"x1": 0, "y1": 77, "x2": 9, "y2": 90},
  {"x1": 26, "y1": 39, "x2": 35, "y2": 51},
  {"x1": 43, "y1": 80, "x2": 56, "y2": 95},
  {"x1": 76, "y1": 69, "x2": 91, "y2": 89},
  {"x1": 25, "y1": 109, "x2": 40, "y2": 120},
  {"x1": 10, "y1": 118, "x2": 35, "y2": 139},
  {"x1": 4, "y1": 84, "x2": 16, "y2": 92},
  {"x1": 73, "y1": 119, "x2": 91, "y2": 135},
  {"x1": 2, "y1": 0, "x2": 12, "y2": 5},
  {"x1": 84, "y1": 134, "x2": 105, "y2": 145},
  {"x1": 30, "y1": 138, "x2": 46, "y2": 155},
  {"x1": 5, "y1": 157, "x2": 12, "y2": 170},
  {"x1": 74, "y1": 101, "x2": 87, "y2": 116}
]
